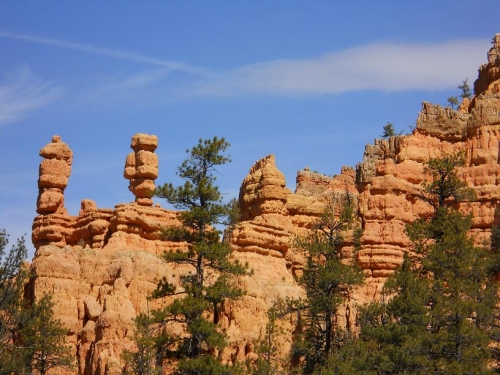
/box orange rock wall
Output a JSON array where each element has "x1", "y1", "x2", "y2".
[{"x1": 28, "y1": 34, "x2": 500, "y2": 374}]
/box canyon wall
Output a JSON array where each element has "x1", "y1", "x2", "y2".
[{"x1": 29, "y1": 34, "x2": 500, "y2": 374}]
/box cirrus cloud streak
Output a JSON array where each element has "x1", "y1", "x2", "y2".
[
  {"x1": 182, "y1": 40, "x2": 490, "y2": 98},
  {"x1": 0, "y1": 66, "x2": 63, "y2": 125}
]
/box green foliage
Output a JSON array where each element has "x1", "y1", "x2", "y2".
[
  {"x1": 17, "y1": 294, "x2": 75, "y2": 374},
  {"x1": 381, "y1": 122, "x2": 395, "y2": 138},
  {"x1": 155, "y1": 137, "x2": 232, "y2": 235},
  {"x1": 0, "y1": 229, "x2": 28, "y2": 374},
  {"x1": 422, "y1": 217, "x2": 496, "y2": 373},
  {"x1": 458, "y1": 78, "x2": 472, "y2": 99},
  {"x1": 412, "y1": 156, "x2": 497, "y2": 373},
  {"x1": 333, "y1": 153, "x2": 499, "y2": 374},
  {"x1": 222, "y1": 198, "x2": 241, "y2": 244},
  {"x1": 352, "y1": 225, "x2": 363, "y2": 251},
  {"x1": 335, "y1": 253, "x2": 431, "y2": 374},
  {"x1": 491, "y1": 208, "x2": 500, "y2": 252},
  {"x1": 447, "y1": 96, "x2": 459, "y2": 109},
  {"x1": 291, "y1": 193, "x2": 364, "y2": 373},
  {"x1": 381, "y1": 122, "x2": 404, "y2": 139},
  {"x1": 122, "y1": 312, "x2": 164, "y2": 375},
  {"x1": 177, "y1": 355, "x2": 239, "y2": 375},
  {"x1": 417, "y1": 151, "x2": 475, "y2": 214},
  {"x1": 248, "y1": 299, "x2": 289, "y2": 375},
  {"x1": 446, "y1": 79, "x2": 471, "y2": 109},
  {"x1": 0, "y1": 229, "x2": 73, "y2": 374},
  {"x1": 489, "y1": 207, "x2": 500, "y2": 277},
  {"x1": 0, "y1": 230, "x2": 27, "y2": 367},
  {"x1": 129, "y1": 137, "x2": 248, "y2": 374}
]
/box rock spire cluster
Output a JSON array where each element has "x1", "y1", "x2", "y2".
[{"x1": 27, "y1": 34, "x2": 500, "y2": 374}]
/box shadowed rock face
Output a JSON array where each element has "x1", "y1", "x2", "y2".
[{"x1": 29, "y1": 35, "x2": 500, "y2": 374}]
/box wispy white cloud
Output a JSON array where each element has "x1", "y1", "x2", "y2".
[
  {"x1": 90, "y1": 39, "x2": 490, "y2": 105},
  {"x1": 0, "y1": 31, "x2": 491, "y2": 106},
  {"x1": 181, "y1": 39, "x2": 490, "y2": 97},
  {"x1": 0, "y1": 31, "x2": 211, "y2": 77},
  {"x1": 0, "y1": 66, "x2": 63, "y2": 125}
]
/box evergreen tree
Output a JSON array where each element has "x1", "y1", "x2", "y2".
[
  {"x1": 0, "y1": 230, "x2": 74, "y2": 374},
  {"x1": 334, "y1": 253, "x2": 431, "y2": 374},
  {"x1": 0, "y1": 229, "x2": 28, "y2": 373},
  {"x1": 122, "y1": 311, "x2": 163, "y2": 375},
  {"x1": 381, "y1": 123, "x2": 396, "y2": 138},
  {"x1": 247, "y1": 299, "x2": 288, "y2": 375},
  {"x1": 447, "y1": 96, "x2": 459, "y2": 109},
  {"x1": 488, "y1": 207, "x2": 500, "y2": 364},
  {"x1": 17, "y1": 294, "x2": 75, "y2": 375},
  {"x1": 291, "y1": 193, "x2": 364, "y2": 373},
  {"x1": 149, "y1": 137, "x2": 248, "y2": 374},
  {"x1": 415, "y1": 152, "x2": 474, "y2": 214},
  {"x1": 458, "y1": 78, "x2": 472, "y2": 99},
  {"x1": 417, "y1": 211, "x2": 496, "y2": 373},
  {"x1": 335, "y1": 152, "x2": 499, "y2": 374}
]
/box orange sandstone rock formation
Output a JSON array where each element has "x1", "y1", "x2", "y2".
[
  {"x1": 352, "y1": 33, "x2": 500, "y2": 297},
  {"x1": 28, "y1": 34, "x2": 500, "y2": 374},
  {"x1": 36, "y1": 135, "x2": 73, "y2": 215},
  {"x1": 124, "y1": 133, "x2": 159, "y2": 206},
  {"x1": 31, "y1": 134, "x2": 187, "y2": 374}
]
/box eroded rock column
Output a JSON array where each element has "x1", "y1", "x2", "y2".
[
  {"x1": 36, "y1": 135, "x2": 73, "y2": 215},
  {"x1": 124, "y1": 133, "x2": 158, "y2": 206}
]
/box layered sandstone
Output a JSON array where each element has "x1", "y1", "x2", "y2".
[
  {"x1": 232, "y1": 155, "x2": 359, "y2": 272},
  {"x1": 36, "y1": 135, "x2": 73, "y2": 215},
  {"x1": 33, "y1": 134, "x2": 182, "y2": 254},
  {"x1": 351, "y1": 33, "x2": 500, "y2": 297},
  {"x1": 31, "y1": 134, "x2": 188, "y2": 374},
  {"x1": 28, "y1": 34, "x2": 500, "y2": 374},
  {"x1": 124, "y1": 133, "x2": 159, "y2": 206}
]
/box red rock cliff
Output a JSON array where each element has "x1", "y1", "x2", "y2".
[{"x1": 28, "y1": 34, "x2": 500, "y2": 374}]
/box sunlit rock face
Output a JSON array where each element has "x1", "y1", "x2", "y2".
[
  {"x1": 124, "y1": 133, "x2": 159, "y2": 207},
  {"x1": 28, "y1": 35, "x2": 500, "y2": 374},
  {"x1": 36, "y1": 135, "x2": 73, "y2": 216},
  {"x1": 353, "y1": 33, "x2": 500, "y2": 298}
]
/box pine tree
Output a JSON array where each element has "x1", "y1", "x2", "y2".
[
  {"x1": 149, "y1": 137, "x2": 248, "y2": 374},
  {"x1": 291, "y1": 193, "x2": 364, "y2": 373},
  {"x1": 458, "y1": 78, "x2": 472, "y2": 99},
  {"x1": 488, "y1": 207, "x2": 500, "y2": 364},
  {"x1": 0, "y1": 230, "x2": 74, "y2": 374},
  {"x1": 17, "y1": 294, "x2": 75, "y2": 375},
  {"x1": 0, "y1": 229, "x2": 28, "y2": 373},
  {"x1": 381, "y1": 123, "x2": 395, "y2": 138},
  {"x1": 418, "y1": 211, "x2": 496, "y2": 373},
  {"x1": 338, "y1": 253, "x2": 431, "y2": 374},
  {"x1": 447, "y1": 96, "x2": 459, "y2": 109},
  {"x1": 335, "y1": 152, "x2": 499, "y2": 374},
  {"x1": 122, "y1": 311, "x2": 163, "y2": 375},
  {"x1": 248, "y1": 299, "x2": 288, "y2": 375}
]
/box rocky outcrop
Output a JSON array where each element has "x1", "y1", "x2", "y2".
[
  {"x1": 124, "y1": 134, "x2": 158, "y2": 206},
  {"x1": 32, "y1": 134, "x2": 182, "y2": 254},
  {"x1": 232, "y1": 155, "x2": 358, "y2": 269},
  {"x1": 28, "y1": 34, "x2": 500, "y2": 374},
  {"x1": 415, "y1": 102, "x2": 470, "y2": 140},
  {"x1": 350, "y1": 33, "x2": 500, "y2": 297},
  {"x1": 31, "y1": 244, "x2": 185, "y2": 374},
  {"x1": 36, "y1": 135, "x2": 73, "y2": 215},
  {"x1": 474, "y1": 34, "x2": 500, "y2": 96},
  {"x1": 31, "y1": 134, "x2": 188, "y2": 374}
]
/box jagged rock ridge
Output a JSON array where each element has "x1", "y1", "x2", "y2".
[{"x1": 29, "y1": 34, "x2": 500, "y2": 374}]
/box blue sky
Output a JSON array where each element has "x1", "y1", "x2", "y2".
[{"x1": 1, "y1": 1, "x2": 499, "y2": 258}]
